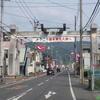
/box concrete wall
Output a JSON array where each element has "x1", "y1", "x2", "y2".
[{"x1": 8, "y1": 38, "x2": 20, "y2": 75}]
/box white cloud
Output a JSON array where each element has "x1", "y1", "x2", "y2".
[{"x1": 2, "y1": 0, "x2": 99, "y2": 31}]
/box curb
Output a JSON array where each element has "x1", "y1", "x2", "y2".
[{"x1": 0, "y1": 73, "x2": 46, "y2": 88}]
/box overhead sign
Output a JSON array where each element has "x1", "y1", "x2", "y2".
[{"x1": 32, "y1": 37, "x2": 74, "y2": 42}]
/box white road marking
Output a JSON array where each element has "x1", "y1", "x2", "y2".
[
  {"x1": 46, "y1": 79, "x2": 49, "y2": 82},
  {"x1": 52, "y1": 92, "x2": 56, "y2": 95},
  {"x1": 0, "y1": 74, "x2": 46, "y2": 89},
  {"x1": 45, "y1": 91, "x2": 56, "y2": 99},
  {"x1": 7, "y1": 96, "x2": 17, "y2": 100},
  {"x1": 45, "y1": 91, "x2": 51, "y2": 99},
  {"x1": 7, "y1": 88, "x2": 33, "y2": 100},
  {"x1": 0, "y1": 77, "x2": 36, "y2": 89},
  {"x1": 68, "y1": 71, "x2": 76, "y2": 100},
  {"x1": 38, "y1": 82, "x2": 44, "y2": 86}
]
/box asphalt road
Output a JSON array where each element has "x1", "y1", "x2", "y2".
[{"x1": 0, "y1": 70, "x2": 96, "y2": 100}]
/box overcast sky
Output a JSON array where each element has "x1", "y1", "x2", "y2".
[{"x1": 3, "y1": 0, "x2": 100, "y2": 31}]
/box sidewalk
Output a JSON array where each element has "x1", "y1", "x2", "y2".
[
  {"x1": 71, "y1": 74, "x2": 100, "y2": 100},
  {"x1": 0, "y1": 72, "x2": 46, "y2": 86}
]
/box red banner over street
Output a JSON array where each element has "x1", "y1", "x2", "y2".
[
  {"x1": 36, "y1": 45, "x2": 45, "y2": 51},
  {"x1": 33, "y1": 37, "x2": 75, "y2": 42}
]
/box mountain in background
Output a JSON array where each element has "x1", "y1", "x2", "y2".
[{"x1": 25, "y1": 41, "x2": 90, "y2": 64}]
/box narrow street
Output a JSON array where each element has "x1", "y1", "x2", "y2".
[
  {"x1": 0, "y1": 0, "x2": 100, "y2": 99},
  {"x1": 0, "y1": 70, "x2": 95, "y2": 100}
]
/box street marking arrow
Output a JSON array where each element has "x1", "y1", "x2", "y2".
[{"x1": 45, "y1": 91, "x2": 56, "y2": 99}]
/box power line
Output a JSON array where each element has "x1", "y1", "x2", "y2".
[
  {"x1": 17, "y1": 0, "x2": 34, "y2": 21},
  {"x1": 21, "y1": 0, "x2": 37, "y2": 21},
  {"x1": 0, "y1": 22, "x2": 34, "y2": 43},
  {"x1": 15, "y1": 0, "x2": 39, "y2": 30},
  {"x1": 83, "y1": 0, "x2": 100, "y2": 30},
  {"x1": 76, "y1": 0, "x2": 90, "y2": 30},
  {"x1": 4, "y1": 5, "x2": 97, "y2": 8},
  {"x1": 76, "y1": 0, "x2": 80, "y2": 29},
  {"x1": 4, "y1": 12, "x2": 29, "y2": 19},
  {"x1": 3, "y1": 3, "x2": 97, "y2": 7},
  {"x1": 4, "y1": 5, "x2": 94, "y2": 8},
  {"x1": 15, "y1": 0, "x2": 34, "y2": 27},
  {"x1": 4, "y1": 12, "x2": 73, "y2": 27},
  {"x1": 22, "y1": 0, "x2": 41, "y2": 31},
  {"x1": 18, "y1": 0, "x2": 40, "y2": 31},
  {"x1": 10, "y1": 1, "x2": 97, "y2": 5},
  {"x1": 47, "y1": 0, "x2": 77, "y2": 10}
]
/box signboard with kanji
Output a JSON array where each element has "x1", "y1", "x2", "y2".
[{"x1": 32, "y1": 37, "x2": 74, "y2": 42}]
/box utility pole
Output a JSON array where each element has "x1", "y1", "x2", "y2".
[
  {"x1": 34, "y1": 20, "x2": 39, "y2": 32},
  {"x1": 0, "y1": 0, "x2": 4, "y2": 82},
  {"x1": 34, "y1": 20, "x2": 36, "y2": 31},
  {"x1": 74, "y1": 37, "x2": 76, "y2": 73},
  {"x1": 33, "y1": 20, "x2": 37, "y2": 75},
  {"x1": 74, "y1": 16, "x2": 77, "y2": 75},
  {"x1": 80, "y1": 0, "x2": 84, "y2": 84},
  {"x1": 74, "y1": 15, "x2": 77, "y2": 62},
  {"x1": 75, "y1": 16, "x2": 77, "y2": 31}
]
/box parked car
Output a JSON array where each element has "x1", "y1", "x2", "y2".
[{"x1": 47, "y1": 68, "x2": 55, "y2": 75}]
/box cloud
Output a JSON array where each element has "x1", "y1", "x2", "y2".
[{"x1": 3, "y1": 0, "x2": 99, "y2": 31}]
